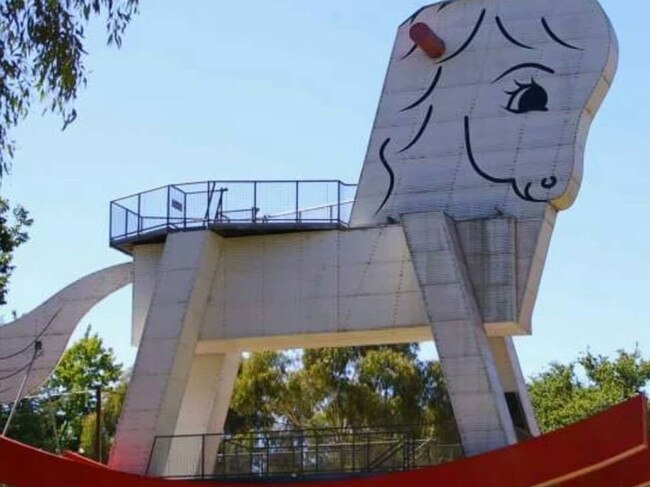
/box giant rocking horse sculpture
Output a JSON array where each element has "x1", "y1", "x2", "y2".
[{"x1": 1, "y1": 0, "x2": 635, "y2": 485}]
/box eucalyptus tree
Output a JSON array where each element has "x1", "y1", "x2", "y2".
[{"x1": 0, "y1": 0, "x2": 138, "y2": 306}]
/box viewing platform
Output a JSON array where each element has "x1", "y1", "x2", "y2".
[{"x1": 109, "y1": 180, "x2": 357, "y2": 254}]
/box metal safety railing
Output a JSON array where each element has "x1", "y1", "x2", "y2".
[
  {"x1": 109, "y1": 180, "x2": 357, "y2": 248},
  {"x1": 147, "y1": 426, "x2": 462, "y2": 481}
]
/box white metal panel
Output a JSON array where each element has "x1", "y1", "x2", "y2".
[
  {"x1": 402, "y1": 211, "x2": 516, "y2": 455},
  {"x1": 0, "y1": 263, "x2": 132, "y2": 404},
  {"x1": 110, "y1": 232, "x2": 223, "y2": 475},
  {"x1": 132, "y1": 245, "x2": 163, "y2": 347},
  {"x1": 200, "y1": 227, "x2": 430, "y2": 343}
]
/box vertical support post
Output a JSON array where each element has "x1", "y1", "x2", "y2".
[
  {"x1": 253, "y1": 181, "x2": 258, "y2": 223},
  {"x1": 201, "y1": 434, "x2": 205, "y2": 479},
  {"x1": 352, "y1": 429, "x2": 356, "y2": 472},
  {"x1": 266, "y1": 435, "x2": 270, "y2": 476},
  {"x1": 402, "y1": 212, "x2": 517, "y2": 455},
  {"x1": 136, "y1": 196, "x2": 141, "y2": 233},
  {"x1": 206, "y1": 181, "x2": 211, "y2": 226},
  {"x1": 166, "y1": 185, "x2": 171, "y2": 230},
  {"x1": 337, "y1": 182, "x2": 341, "y2": 223},
  {"x1": 299, "y1": 433, "x2": 304, "y2": 478},
  {"x1": 183, "y1": 192, "x2": 187, "y2": 231},
  {"x1": 366, "y1": 435, "x2": 370, "y2": 471},
  {"x1": 110, "y1": 233, "x2": 225, "y2": 475},
  {"x1": 95, "y1": 387, "x2": 102, "y2": 463},
  {"x1": 295, "y1": 181, "x2": 300, "y2": 223},
  {"x1": 109, "y1": 203, "x2": 114, "y2": 241},
  {"x1": 339, "y1": 432, "x2": 344, "y2": 473},
  {"x1": 250, "y1": 436, "x2": 254, "y2": 476},
  {"x1": 291, "y1": 432, "x2": 296, "y2": 476}
]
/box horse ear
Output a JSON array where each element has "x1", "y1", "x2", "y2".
[{"x1": 410, "y1": 23, "x2": 446, "y2": 59}]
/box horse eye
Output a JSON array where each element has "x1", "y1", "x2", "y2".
[{"x1": 504, "y1": 78, "x2": 549, "y2": 114}]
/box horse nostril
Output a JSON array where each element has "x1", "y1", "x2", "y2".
[
  {"x1": 409, "y1": 23, "x2": 446, "y2": 59},
  {"x1": 542, "y1": 177, "x2": 558, "y2": 189}
]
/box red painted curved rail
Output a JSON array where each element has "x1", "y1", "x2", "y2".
[{"x1": 0, "y1": 396, "x2": 647, "y2": 487}]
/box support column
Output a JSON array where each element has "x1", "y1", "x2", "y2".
[
  {"x1": 152, "y1": 352, "x2": 240, "y2": 477},
  {"x1": 488, "y1": 337, "x2": 540, "y2": 439},
  {"x1": 109, "y1": 231, "x2": 222, "y2": 474},
  {"x1": 201, "y1": 353, "x2": 240, "y2": 477},
  {"x1": 402, "y1": 212, "x2": 516, "y2": 455},
  {"x1": 131, "y1": 244, "x2": 164, "y2": 348}
]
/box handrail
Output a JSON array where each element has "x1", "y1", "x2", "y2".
[
  {"x1": 110, "y1": 180, "x2": 358, "y2": 249},
  {"x1": 113, "y1": 179, "x2": 354, "y2": 203},
  {"x1": 367, "y1": 438, "x2": 407, "y2": 471},
  {"x1": 413, "y1": 437, "x2": 435, "y2": 458},
  {"x1": 111, "y1": 201, "x2": 136, "y2": 214},
  {"x1": 153, "y1": 424, "x2": 456, "y2": 440},
  {"x1": 147, "y1": 425, "x2": 462, "y2": 480},
  {"x1": 264, "y1": 200, "x2": 354, "y2": 219}
]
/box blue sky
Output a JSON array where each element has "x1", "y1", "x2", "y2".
[{"x1": 2, "y1": 0, "x2": 649, "y2": 378}]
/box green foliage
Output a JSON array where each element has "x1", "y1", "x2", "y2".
[
  {"x1": 44, "y1": 326, "x2": 123, "y2": 452},
  {"x1": 0, "y1": 197, "x2": 32, "y2": 305},
  {"x1": 1, "y1": 327, "x2": 124, "y2": 459},
  {"x1": 0, "y1": 0, "x2": 139, "y2": 174},
  {"x1": 0, "y1": 395, "x2": 58, "y2": 451},
  {"x1": 226, "y1": 345, "x2": 460, "y2": 444},
  {"x1": 4, "y1": 336, "x2": 649, "y2": 462},
  {"x1": 0, "y1": 327, "x2": 127, "y2": 459},
  {"x1": 297, "y1": 345, "x2": 426, "y2": 429},
  {"x1": 529, "y1": 348, "x2": 650, "y2": 433},
  {"x1": 100, "y1": 376, "x2": 128, "y2": 442},
  {"x1": 79, "y1": 377, "x2": 127, "y2": 461},
  {"x1": 229, "y1": 346, "x2": 650, "y2": 443},
  {"x1": 421, "y1": 361, "x2": 458, "y2": 442},
  {"x1": 0, "y1": 0, "x2": 136, "y2": 325},
  {"x1": 228, "y1": 351, "x2": 292, "y2": 431}
]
